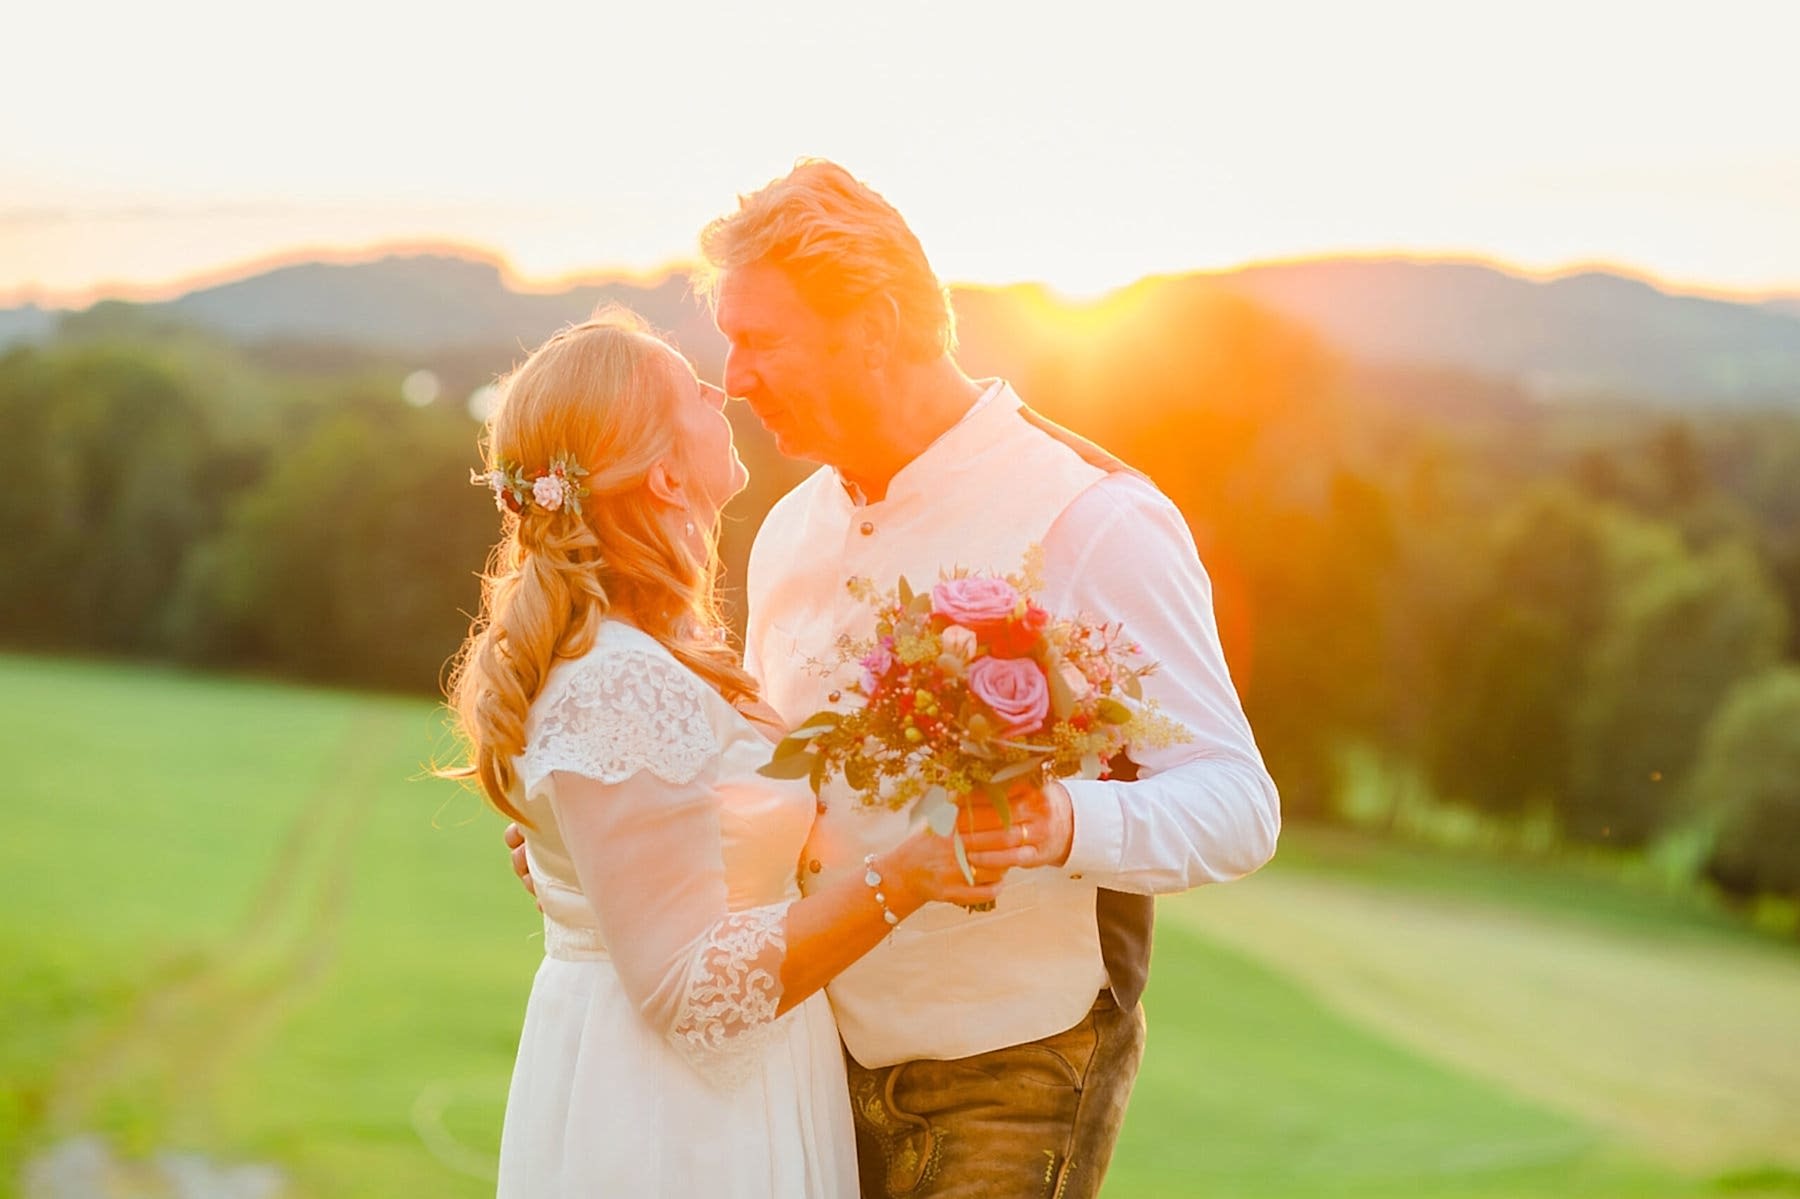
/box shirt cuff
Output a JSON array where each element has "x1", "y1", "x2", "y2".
[{"x1": 1061, "y1": 778, "x2": 1124, "y2": 878}]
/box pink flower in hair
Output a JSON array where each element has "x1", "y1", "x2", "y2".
[{"x1": 531, "y1": 475, "x2": 566, "y2": 511}]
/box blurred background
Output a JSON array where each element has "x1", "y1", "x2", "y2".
[{"x1": 3, "y1": 2, "x2": 1798, "y2": 1196}]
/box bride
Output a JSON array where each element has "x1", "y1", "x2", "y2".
[{"x1": 440, "y1": 308, "x2": 1001, "y2": 1196}]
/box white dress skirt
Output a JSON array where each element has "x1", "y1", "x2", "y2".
[{"x1": 495, "y1": 622, "x2": 858, "y2": 1197}]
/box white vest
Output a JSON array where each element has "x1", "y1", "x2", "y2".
[{"x1": 745, "y1": 383, "x2": 1113, "y2": 1067}]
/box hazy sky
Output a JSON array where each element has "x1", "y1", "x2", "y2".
[{"x1": 5, "y1": 0, "x2": 1798, "y2": 304}]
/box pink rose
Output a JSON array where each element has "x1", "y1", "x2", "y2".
[
  {"x1": 967, "y1": 655, "x2": 1050, "y2": 738},
  {"x1": 931, "y1": 576, "x2": 1021, "y2": 629}
]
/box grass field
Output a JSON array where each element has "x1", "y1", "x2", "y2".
[{"x1": 3, "y1": 654, "x2": 1798, "y2": 1197}]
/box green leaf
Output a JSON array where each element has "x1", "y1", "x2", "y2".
[
  {"x1": 897, "y1": 575, "x2": 914, "y2": 606},
  {"x1": 990, "y1": 757, "x2": 1045, "y2": 784},
  {"x1": 771, "y1": 736, "x2": 812, "y2": 760},
  {"x1": 982, "y1": 782, "x2": 1013, "y2": 828},
  {"x1": 952, "y1": 829, "x2": 974, "y2": 885},
  {"x1": 919, "y1": 786, "x2": 958, "y2": 836},
  {"x1": 790, "y1": 711, "x2": 844, "y2": 736},
  {"x1": 1121, "y1": 673, "x2": 1144, "y2": 701},
  {"x1": 844, "y1": 753, "x2": 875, "y2": 794},
  {"x1": 1096, "y1": 697, "x2": 1133, "y2": 725},
  {"x1": 758, "y1": 753, "x2": 818, "y2": 781},
  {"x1": 1047, "y1": 655, "x2": 1077, "y2": 721},
  {"x1": 1080, "y1": 752, "x2": 1105, "y2": 779}
]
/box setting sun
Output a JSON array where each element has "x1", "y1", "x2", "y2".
[{"x1": 4, "y1": 0, "x2": 1798, "y2": 305}]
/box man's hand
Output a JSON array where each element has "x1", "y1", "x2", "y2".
[
  {"x1": 504, "y1": 822, "x2": 543, "y2": 913},
  {"x1": 960, "y1": 779, "x2": 1076, "y2": 875}
]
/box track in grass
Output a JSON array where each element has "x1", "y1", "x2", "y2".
[
  {"x1": 1161, "y1": 860, "x2": 1800, "y2": 1175},
  {"x1": 7, "y1": 654, "x2": 1797, "y2": 1198}
]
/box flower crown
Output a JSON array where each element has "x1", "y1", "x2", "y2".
[{"x1": 471, "y1": 453, "x2": 591, "y2": 515}]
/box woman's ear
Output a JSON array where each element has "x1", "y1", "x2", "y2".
[{"x1": 645, "y1": 460, "x2": 684, "y2": 509}]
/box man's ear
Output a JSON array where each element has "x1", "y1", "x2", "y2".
[
  {"x1": 645, "y1": 460, "x2": 684, "y2": 509},
  {"x1": 857, "y1": 294, "x2": 902, "y2": 370}
]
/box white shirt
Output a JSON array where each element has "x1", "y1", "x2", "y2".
[
  {"x1": 1039, "y1": 470, "x2": 1280, "y2": 891},
  {"x1": 744, "y1": 380, "x2": 1279, "y2": 1063}
]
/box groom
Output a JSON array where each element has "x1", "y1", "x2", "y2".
[{"x1": 515, "y1": 160, "x2": 1279, "y2": 1198}]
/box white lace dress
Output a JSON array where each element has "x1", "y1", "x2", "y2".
[{"x1": 496, "y1": 621, "x2": 856, "y2": 1197}]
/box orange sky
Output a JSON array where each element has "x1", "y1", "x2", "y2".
[{"x1": 5, "y1": 0, "x2": 1798, "y2": 307}]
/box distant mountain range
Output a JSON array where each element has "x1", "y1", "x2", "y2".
[
  {"x1": 1212, "y1": 260, "x2": 1800, "y2": 405},
  {"x1": 4, "y1": 251, "x2": 1799, "y2": 408}
]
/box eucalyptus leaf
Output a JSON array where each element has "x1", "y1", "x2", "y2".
[
  {"x1": 1096, "y1": 697, "x2": 1133, "y2": 725},
  {"x1": 897, "y1": 575, "x2": 914, "y2": 606},
  {"x1": 990, "y1": 757, "x2": 1044, "y2": 784},
  {"x1": 770, "y1": 736, "x2": 811, "y2": 760},
  {"x1": 844, "y1": 753, "x2": 875, "y2": 794},
  {"x1": 952, "y1": 830, "x2": 974, "y2": 885},
  {"x1": 1046, "y1": 654, "x2": 1076, "y2": 720},
  {"x1": 919, "y1": 786, "x2": 958, "y2": 836},
  {"x1": 758, "y1": 753, "x2": 817, "y2": 781},
  {"x1": 1121, "y1": 673, "x2": 1144, "y2": 701},
  {"x1": 982, "y1": 782, "x2": 1013, "y2": 828}
]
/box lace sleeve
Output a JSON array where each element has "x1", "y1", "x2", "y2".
[
  {"x1": 666, "y1": 902, "x2": 791, "y2": 1086},
  {"x1": 522, "y1": 639, "x2": 719, "y2": 796},
  {"x1": 543, "y1": 673, "x2": 796, "y2": 1091}
]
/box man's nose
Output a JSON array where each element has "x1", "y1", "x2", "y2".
[{"x1": 722, "y1": 351, "x2": 756, "y2": 400}]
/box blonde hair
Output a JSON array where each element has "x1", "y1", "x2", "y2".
[
  {"x1": 696, "y1": 158, "x2": 956, "y2": 362},
  {"x1": 441, "y1": 307, "x2": 756, "y2": 824}
]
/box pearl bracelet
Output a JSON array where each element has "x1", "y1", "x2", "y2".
[{"x1": 863, "y1": 853, "x2": 900, "y2": 927}]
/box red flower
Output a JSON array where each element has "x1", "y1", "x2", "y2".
[{"x1": 983, "y1": 603, "x2": 1050, "y2": 659}]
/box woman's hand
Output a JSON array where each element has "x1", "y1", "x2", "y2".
[{"x1": 876, "y1": 823, "x2": 1006, "y2": 916}]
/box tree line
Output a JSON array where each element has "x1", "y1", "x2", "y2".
[{"x1": 3, "y1": 287, "x2": 1796, "y2": 908}]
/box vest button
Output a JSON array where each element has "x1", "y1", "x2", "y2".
[
  {"x1": 1070, "y1": 872, "x2": 1084, "y2": 881},
  {"x1": 860, "y1": 520, "x2": 875, "y2": 536},
  {"x1": 808, "y1": 859, "x2": 822, "y2": 874}
]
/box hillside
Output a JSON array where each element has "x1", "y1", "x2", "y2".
[
  {"x1": 6, "y1": 252, "x2": 1800, "y2": 408},
  {"x1": 1217, "y1": 259, "x2": 1800, "y2": 405}
]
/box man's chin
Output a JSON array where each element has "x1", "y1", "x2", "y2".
[{"x1": 767, "y1": 427, "x2": 825, "y2": 464}]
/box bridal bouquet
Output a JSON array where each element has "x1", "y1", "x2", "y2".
[{"x1": 759, "y1": 548, "x2": 1189, "y2": 879}]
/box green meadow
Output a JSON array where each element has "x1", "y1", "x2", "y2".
[{"x1": 3, "y1": 654, "x2": 1797, "y2": 1197}]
